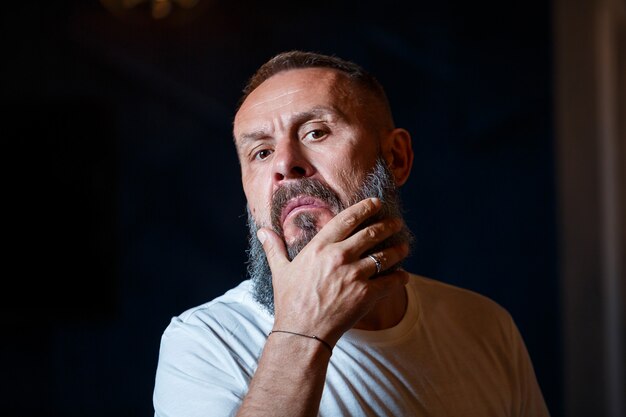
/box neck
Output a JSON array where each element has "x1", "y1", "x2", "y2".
[{"x1": 353, "y1": 284, "x2": 407, "y2": 331}]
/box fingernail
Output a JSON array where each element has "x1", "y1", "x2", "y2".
[
  {"x1": 257, "y1": 229, "x2": 266, "y2": 244},
  {"x1": 370, "y1": 197, "x2": 380, "y2": 205}
]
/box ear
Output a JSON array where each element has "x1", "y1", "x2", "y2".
[{"x1": 381, "y1": 128, "x2": 413, "y2": 186}]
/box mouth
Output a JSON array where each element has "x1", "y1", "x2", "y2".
[{"x1": 280, "y1": 196, "x2": 331, "y2": 227}]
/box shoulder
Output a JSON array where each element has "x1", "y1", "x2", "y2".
[
  {"x1": 154, "y1": 281, "x2": 266, "y2": 415},
  {"x1": 407, "y1": 273, "x2": 514, "y2": 334},
  {"x1": 175, "y1": 280, "x2": 268, "y2": 327},
  {"x1": 156, "y1": 280, "x2": 271, "y2": 378},
  {"x1": 160, "y1": 280, "x2": 272, "y2": 353},
  {"x1": 410, "y1": 273, "x2": 510, "y2": 313}
]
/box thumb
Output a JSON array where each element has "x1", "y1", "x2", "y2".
[{"x1": 257, "y1": 227, "x2": 289, "y2": 271}]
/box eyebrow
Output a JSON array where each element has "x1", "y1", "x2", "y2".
[{"x1": 236, "y1": 105, "x2": 347, "y2": 149}]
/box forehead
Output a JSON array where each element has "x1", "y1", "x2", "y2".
[{"x1": 233, "y1": 68, "x2": 355, "y2": 137}]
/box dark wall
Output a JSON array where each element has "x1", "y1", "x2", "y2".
[{"x1": 1, "y1": 1, "x2": 561, "y2": 416}]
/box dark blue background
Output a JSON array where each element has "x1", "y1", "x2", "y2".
[{"x1": 1, "y1": 1, "x2": 560, "y2": 416}]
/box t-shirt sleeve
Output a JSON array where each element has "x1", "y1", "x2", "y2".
[
  {"x1": 153, "y1": 316, "x2": 250, "y2": 417},
  {"x1": 507, "y1": 316, "x2": 551, "y2": 417}
]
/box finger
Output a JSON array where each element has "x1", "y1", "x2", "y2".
[
  {"x1": 257, "y1": 228, "x2": 289, "y2": 271},
  {"x1": 340, "y1": 217, "x2": 403, "y2": 257},
  {"x1": 359, "y1": 243, "x2": 410, "y2": 278},
  {"x1": 315, "y1": 197, "x2": 382, "y2": 244},
  {"x1": 367, "y1": 270, "x2": 410, "y2": 300}
]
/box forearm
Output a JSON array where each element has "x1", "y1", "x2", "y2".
[{"x1": 237, "y1": 332, "x2": 332, "y2": 417}]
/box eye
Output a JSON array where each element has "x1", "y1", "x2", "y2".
[
  {"x1": 303, "y1": 129, "x2": 327, "y2": 141},
  {"x1": 254, "y1": 149, "x2": 273, "y2": 161}
]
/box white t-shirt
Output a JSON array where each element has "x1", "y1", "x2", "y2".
[{"x1": 153, "y1": 275, "x2": 550, "y2": 416}]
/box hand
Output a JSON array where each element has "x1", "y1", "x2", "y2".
[{"x1": 256, "y1": 197, "x2": 410, "y2": 347}]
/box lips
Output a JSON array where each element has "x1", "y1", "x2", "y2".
[{"x1": 280, "y1": 196, "x2": 330, "y2": 226}]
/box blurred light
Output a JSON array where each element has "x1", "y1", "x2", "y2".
[{"x1": 100, "y1": 0, "x2": 200, "y2": 20}]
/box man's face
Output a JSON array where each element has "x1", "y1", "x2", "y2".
[
  {"x1": 244, "y1": 157, "x2": 412, "y2": 314},
  {"x1": 233, "y1": 68, "x2": 383, "y2": 245}
]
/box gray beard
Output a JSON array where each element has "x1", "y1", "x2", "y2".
[{"x1": 245, "y1": 157, "x2": 414, "y2": 315}]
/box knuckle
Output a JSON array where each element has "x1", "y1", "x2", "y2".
[
  {"x1": 342, "y1": 214, "x2": 358, "y2": 228},
  {"x1": 378, "y1": 252, "x2": 389, "y2": 265},
  {"x1": 341, "y1": 199, "x2": 378, "y2": 229},
  {"x1": 263, "y1": 243, "x2": 274, "y2": 257},
  {"x1": 363, "y1": 198, "x2": 376, "y2": 212},
  {"x1": 365, "y1": 227, "x2": 378, "y2": 240},
  {"x1": 360, "y1": 202, "x2": 374, "y2": 217}
]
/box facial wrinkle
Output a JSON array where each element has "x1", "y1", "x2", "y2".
[{"x1": 243, "y1": 87, "x2": 305, "y2": 112}]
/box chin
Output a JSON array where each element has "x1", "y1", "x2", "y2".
[
  {"x1": 282, "y1": 210, "x2": 333, "y2": 247},
  {"x1": 283, "y1": 224, "x2": 318, "y2": 246}
]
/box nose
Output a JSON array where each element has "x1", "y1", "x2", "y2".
[{"x1": 272, "y1": 139, "x2": 315, "y2": 183}]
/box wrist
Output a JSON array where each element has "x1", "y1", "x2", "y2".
[
  {"x1": 264, "y1": 329, "x2": 333, "y2": 363},
  {"x1": 268, "y1": 329, "x2": 333, "y2": 354}
]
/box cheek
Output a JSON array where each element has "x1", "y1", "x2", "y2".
[
  {"x1": 246, "y1": 197, "x2": 272, "y2": 228},
  {"x1": 242, "y1": 175, "x2": 272, "y2": 227},
  {"x1": 327, "y1": 157, "x2": 370, "y2": 198}
]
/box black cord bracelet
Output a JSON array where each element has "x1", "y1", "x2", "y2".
[{"x1": 268, "y1": 330, "x2": 333, "y2": 354}]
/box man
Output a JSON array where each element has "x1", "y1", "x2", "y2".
[{"x1": 153, "y1": 50, "x2": 550, "y2": 417}]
